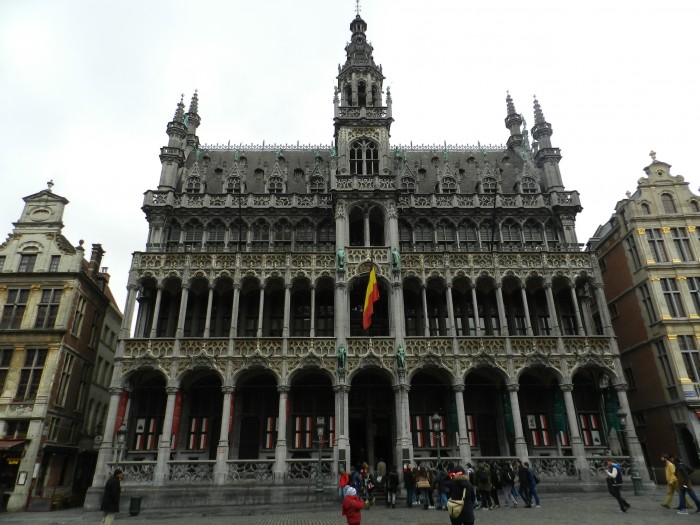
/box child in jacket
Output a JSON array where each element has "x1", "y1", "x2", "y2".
[{"x1": 342, "y1": 486, "x2": 366, "y2": 525}]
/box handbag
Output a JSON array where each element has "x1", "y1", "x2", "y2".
[
  {"x1": 447, "y1": 488, "x2": 467, "y2": 519},
  {"x1": 416, "y1": 479, "x2": 431, "y2": 489}
]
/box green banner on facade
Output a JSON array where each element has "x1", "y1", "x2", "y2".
[{"x1": 502, "y1": 389, "x2": 515, "y2": 437}]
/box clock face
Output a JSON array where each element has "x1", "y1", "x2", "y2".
[{"x1": 30, "y1": 208, "x2": 51, "y2": 221}]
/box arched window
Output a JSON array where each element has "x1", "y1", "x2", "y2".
[
  {"x1": 166, "y1": 221, "x2": 182, "y2": 251},
  {"x1": 641, "y1": 203, "x2": 651, "y2": 215},
  {"x1": 268, "y1": 176, "x2": 284, "y2": 194},
  {"x1": 183, "y1": 220, "x2": 204, "y2": 250},
  {"x1": 273, "y1": 220, "x2": 292, "y2": 251},
  {"x1": 479, "y1": 220, "x2": 495, "y2": 249},
  {"x1": 357, "y1": 81, "x2": 367, "y2": 106},
  {"x1": 414, "y1": 220, "x2": 433, "y2": 251},
  {"x1": 482, "y1": 177, "x2": 497, "y2": 194},
  {"x1": 457, "y1": 221, "x2": 478, "y2": 251},
  {"x1": 317, "y1": 221, "x2": 335, "y2": 251},
  {"x1": 441, "y1": 177, "x2": 457, "y2": 194},
  {"x1": 545, "y1": 221, "x2": 560, "y2": 246},
  {"x1": 399, "y1": 220, "x2": 413, "y2": 252},
  {"x1": 691, "y1": 201, "x2": 700, "y2": 213},
  {"x1": 251, "y1": 220, "x2": 270, "y2": 252},
  {"x1": 436, "y1": 221, "x2": 456, "y2": 250},
  {"x1": 225, "y1": 177, "x2": 241, "y2": 194},
  {"x1": 501, "y1": 219, "x2": 521, "y2": 245},
  {"x1": 207, "y1": 220, "x2": 226, "y2": 252},
  {"x1": 349, "y1": 140, "x2": 379, "y2": 175},
  {"x1": 230, "y1": 219, "x2": 248, "y2": 251},
  {"x1": 295, "y1": 221, "x2": 315, "y2": 252},
  {"x1": 310, "y1": 177, "x2": 325, "y2": 193},
  {"x1": 185, "y1": 176, "x2": 202, "y2": 194},
  {"x1": 343, "y1": 84, "x2": 352, "y2": 106},
  {"x1": 661, "y1": 193, "x2": 677, "y2": 213},
  {"x1": 401, "y1": 177, "x2": 416, "y2": 193},
  {"x1": 521, "y1": 177, "x2": 538, "y2": 194},
  {"x1": 523, "y1": 220, "x2": 543, "y2": 245}
]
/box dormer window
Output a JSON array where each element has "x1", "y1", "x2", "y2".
[
  {"x1": 268, "y1": 176, "x2": 284, "y2": 194},
  {"x1": 310, "y1": 177, "x2": 326, "y2": 193},
  {"x1": 358, "y1": 81, "x2": 367, "y2": 106},
  {"x1": 350, "y1": 139, "x2": 379, "y2": 175},
  {"x1": 691, "y1": 201, "x2": 700, "y2": 213},
  {"x1": 521, "y1": 177, "x2": 538, "y2": 194},
  {"x1": 225, "y1": 177, "x2": 241, "y2": 194},
  {"x1": 641, "y1": 203, "x2": 651, "y2": 215},
  {"x1": 482, "y1": 177, "x2": 497, "y2": 194},
  {"x1": 661, "y1": 193, "x2": 677, "y2": 213},
  {"x1": 401, "y1": 177, "x2": 416, "y2": 194},
  {"x1": 441, "y1": 177, "x2": 457, "y2": 194},
  {"x1": 185, "y1": 176, "x2": 203, "y2": 194}
]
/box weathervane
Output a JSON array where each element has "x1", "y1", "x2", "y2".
[{"x1": 355, "y1": 0, "x2": 361, "y2": 15}]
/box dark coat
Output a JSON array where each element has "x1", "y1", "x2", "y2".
[
  {"x1": 446, "y1": 474, "x2": 476, "y2": 524},
  {"x1": 100, "y1": 474, "x2": 121, "y2": 513},
  {"x1": 403, "y1": 468, "x2": 415, "y2": 489},
  {"x1": 386, "y1": 470, "x2": 400, "y2": 492},
  {"x1": 517, "y1": 465, "x2": 531, "y2": 486}
]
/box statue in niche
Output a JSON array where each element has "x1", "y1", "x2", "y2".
[
  {"x1": 391, "y1": 248, "x2": 401, "y2": 271},
  {"x1": 336, "y1": 247, "x2": 346, "y2": 272},
  {"x1": 337, "y1": 344, "x2": 347, "y2": 372},
  {"x1": 396, "y1": 344, "x2": 406, "y2": 371}
]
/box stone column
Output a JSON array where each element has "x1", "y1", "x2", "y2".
[
  {"x1": 495, "y1": 282, "x2": 507, "y2": 336},
  {"x1": 592, "y1": 283, "x2": 613, "y2": 336},
  {"x1": 230, "y1": 283, "x2": 240, "y2": 337},
  {"x1": 214, "y1": 386, "x2": 235, "y2": 484},
  {"x1": 569, "y1": 285, "x2": 586, "y2": 336},
  {"x1": 154, "y1": 386, "x2": 179, "y2": 485},
  {"x1": 520, "y1": 284, "x2": 533, "y2": 336},
  {"x1": 120, "y1": 284, "x2": 139, "y2": 339},
  {"x1": 508, "y1": 384, "x2": 528, "y2": 460},
  {"x1": 446, "y1": 284, "x2": 456, "y2": 337},
  {"x1": 544, "y1": 280, "x2": 561, "y2": 336},
  {"x1": 282, "y1": 283, "x2": 291, "y2": 337},
  {"x1": 615, "y1": 384, "x2": 650, "y2": 481},
  {"x1": 421, "y1": 284, "x2": 430, "y2": 336},
  {"x1": 92, "y1": 387, "x2": 125, "y2": 487},
  {"x1": 334, "y1": 384, "x2": 350, "y2": 471},
  {"x1": 175, "y1": 284, "x2": 190, "y2": 338},
  {"x1": 256, "y1": 286, "x2": 265, "y2": 338},
  {"x1": 203, "y1": 284, "x2": 214, "y2": 338},
  {"x1": 274, "y1": 386, "x2": 290, "y2": 482},
  {"x1": 394, "y1": 383, "x2": 412, "y2": 466},
  {"x1": 453, "y1": 384, "x2": 472, "y2": 465},
  {"x1": 148, "y1": 285, "x2": 164, "y2": 338},
  {"x1": 310, "y1": 284, "x2": 316, "y2": 337},
  {"x1": 470, "y1": 284, "x2": 481, "y2": 336},
  {"x1": 560, "y1": 383, "x2": 588, "y2": 479}
]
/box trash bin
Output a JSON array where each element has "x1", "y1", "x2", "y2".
[{"x1": 129, "y1": 496, "x2": 142, "y2": 516}]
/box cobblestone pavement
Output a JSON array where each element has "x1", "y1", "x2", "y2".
[{"x1": 1, "y1": 490, "x2": 684, "y2": 525}]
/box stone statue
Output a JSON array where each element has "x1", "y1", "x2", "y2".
[
  {"x1": 336, "y1": 247, "x2": 346, "y2": 272},
  {"x1": 337, "y1": 344, "x2": 346, "y2": 372},
  {"x1": 396, "y1": 344, "x2": 406, "y2": 371},
  {"x1": 391, "y1": 248, "x2": 401, "y2": 271},
  {"x1": 330, "y1": 147, "x2": 337, "y2": 157}
]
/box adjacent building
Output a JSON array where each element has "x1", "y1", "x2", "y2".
[
  {"x1": 589, "y1": 153, "x2": 700, "y2": 478},
  {"x1": 87, "y1": 13, "x2": 647, "y2": 511},
  {"x1": 0, "y1": 185, "x2": 121, "y2": 511}
]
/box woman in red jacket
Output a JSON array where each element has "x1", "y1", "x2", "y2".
[{"x1": 342, "y1": 486, "x2": 366, "y2": 525}]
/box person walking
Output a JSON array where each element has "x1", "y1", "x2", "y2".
[
  {"x1": 341, "y1": 486, "x2": 366, "y2": 525},
  {"x1": 517, "y1": 460, "x2": 532, "y2": 508},
  {"x1": 661, "y1": 453, "x2": 694, "y2": 510},
  {"x1": 675, "y1": 456, "x2": 700, "y2": 514},
  {"x1": 605, "y1": 458, "x2": 630, "y2": 513},
  {"x1": 386, "y1": 465, "x2": 400, "y2": 508},
  {"x1": 525, "y1": 461, "x2": 541, "y2": 507},
  {"x1": 404, "y1": 464, "x2": 416, "y2": 508},
  {"x1": 446, "y1": 465, "x2": 477, "y2": 525},
  {"x1": 500, "y1": 462, "x2": 518, "y2": 508},
  {"x1": 489, "y1": 462, "x2": 501, "y2": 508},
  {"x1": 436, "y1": 465, "x2": 449, "y2": 511},
  {"x1": 100, "y1": 468, "x2": 123, "y2": 525}
]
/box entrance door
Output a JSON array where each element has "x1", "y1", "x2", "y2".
[
  {"x1": 477, "y1": 414, "x2": 500, "y2": 456},
  {"x1": 239, "y1": 416, "x2": 260, "y2": 459}
]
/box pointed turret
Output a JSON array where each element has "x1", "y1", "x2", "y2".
[
  {"x1": 530, "y1": 96, "x2": 563, "y2": 190},
  {"x1": 505, "y1": 91, "x2": 523, "y2": 149},
  {"x1": 158, "y1": 95, "x2": 187, "y2": 190},
  {"x1": 184, "y1": 90, "x2": 201, "y2": 152}
]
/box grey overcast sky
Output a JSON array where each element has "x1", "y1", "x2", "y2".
[{"x1": 1, "y1": 0, "x2": 698, "y2": 311}]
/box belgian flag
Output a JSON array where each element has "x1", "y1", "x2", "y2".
[{"x1": 362, "y1": 266, "x2": 380, "y2": 330}]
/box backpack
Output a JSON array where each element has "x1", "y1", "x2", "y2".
[
  {"x1": 477, "y1": 467, "x2": 489, "y2": 483},
  {"x1": 678, "y1": 462, "x2": 695, "y2": 478},
  {"x1": 610, "y1": 463, "x2": 623, "y2": 485}
]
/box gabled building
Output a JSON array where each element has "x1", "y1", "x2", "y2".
[
  {"x1": 87, "y1": 13, "x2": 647, "y2": 511},
  {"x1": 0, "y1": 185, "x2": 121, "y2": 511},
  {"x1": 589, "y1": 153, "x2": 700, "y2": 478}
]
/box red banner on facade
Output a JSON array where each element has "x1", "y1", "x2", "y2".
[
  {"x1": 171, "y1": 391, "x2": 183, "y2": 449},
  {"x1": 113, "y1": 391, "x2": 129, "y2": 433}
]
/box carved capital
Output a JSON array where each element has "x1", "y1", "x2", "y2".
[
  {"x1": 109, "y1": 387, "x2": 125, "y2": 396},
  {"x1": 222, "y1": 386, "x2": 235, "y2": 395},
  {"x1": 452, "y1": 383, "x2": 465, "y2": 393},
  {"x1": 166, "y1": 386, "x2": 180, "y2": 395},
  {"x1": 560, "y1": 383, "x2": 574, "y2": 392},
  {"x1": 277, "y1": 385, "x2": 290, "y2": 394},
  {"x1": 507, "y1": 383, "x2": 519, "y2": 393}
]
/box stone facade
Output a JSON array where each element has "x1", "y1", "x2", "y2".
[
  {"x1": 589, "y1": 153, "x2": 700, "y2": 479},
  {"x1": 86, "y1": 14, "x2": 648, "y2": 511},
  {"x1": 0, "y1": 186, "x2": 120, "y2": 511}
]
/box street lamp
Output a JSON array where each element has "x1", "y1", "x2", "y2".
[
  {"x1": 116, "y1": 423, "x2": 128, "y2": 468},
  {"x1": 616, "y1": 409, "x2": 642, "y2": 495},
  {"x1": 431, "y1": 412, "x2": 441, "y2": 466},
  {"x1": 315, "y1": 417, "x2": 326, "y2": 502}
]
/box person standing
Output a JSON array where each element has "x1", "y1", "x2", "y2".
[
  {"x1": 339, "y1": 467, "x2": 350, "y2": 501},
  {"x1": 489, "y1": 462, "x2": 501, "y2": 508},
  {"x1": 404, "y1": 464, "x2": 416, "y2": 508},
  {"x1": 100, "y1": 468, "x2": 123, "y2": 525},
  {"x1": 475, "y1": 462, "x2": 492, "y2": 510},
  {"x1": 341, "y1": 486, "x2": 366, "y2": 525},
  {"x1": 500, "y1": 462, "x2": 518, "y2": 508},
  {"x1": 525, "y1": 461, "x2": 541, "y2": 507},
  {"x1": 436, "y1": 465, "x2": 449, "y2": 511},
  {"x1": 517, "y1": 460, "x2": 532, "y2": 508},
  {"x1": 446, "y1": 465, "x2": 477, "y2": 525},
  {"x1": 605, "y1": 458, "x2": 630, "y2": 513},
  {"x1": 386, "y1": 465, "x2": 400, "y2": 509},
  {"x1": 675, "y1": 456, "x2": 700, "y2": 514}
]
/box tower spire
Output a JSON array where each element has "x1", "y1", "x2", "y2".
[
  {"x1": 530, "y1": 95, "x2": 563, "y2": 190},
  {"x1": 505, "y1": 91, "x2": 523, "y2": 149}
]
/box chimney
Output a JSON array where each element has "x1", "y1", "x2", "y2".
[{"x1": 89, "y1": 244, "x2": 105, "y2": 278}]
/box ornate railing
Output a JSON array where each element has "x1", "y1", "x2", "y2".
[
  {"x1": 587, "y1": 456, "x2": 632, "y2": 479},
  {"x1": 225, "y1": 460, "x2": 275, "y2": 482},
  {"x1": 285, "y1": 459, "x2": 333, "y2": 483},
  {"x1": 167, "y1": 460, "x2": 215, "y2": 484},
  {"x1": 108, "y1": 461, "x2": 156, "y2": 485},
  {"x1": 530, "y1": 456, "x2": 579, "y2": 480},
  {"x1": 143, "y1": 191, "x2": 332, "y2": 209}
]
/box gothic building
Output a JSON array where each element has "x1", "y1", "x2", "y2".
[
  {"x1": 589, "y1": 154, "x2": 700, "y2": 479},
  {"x1": 0, "y1": 186, "x2": 120, "y2": 512},
  {"x1": 88, "y1": 14, "x2": 648, "y2": 510}
]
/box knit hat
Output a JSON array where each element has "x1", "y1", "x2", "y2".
[{"x1": 345, "y1": 486, "x2": 357, "y2": 497}]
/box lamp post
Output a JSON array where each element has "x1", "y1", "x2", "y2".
[
  {"x1": 315, "y1": 416, "x2": 326, "y2": 502},
  {"x1": 431, "y1": 412, "x2": 441, "y2": 467},
  {"x1": 116, "y1": 423, "x2": 128, "y2": 468},
  {"x1": 616, "y1": 409, "x2": 642, "y2": 495}
]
